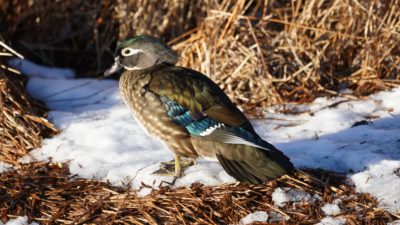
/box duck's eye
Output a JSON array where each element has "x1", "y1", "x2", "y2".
[
  {"x1": 121, "y1": 47, "x2": 143, "y2": 57},
  {"x1": 121, "y1": 48, "x2": 131, "y2": 57}
]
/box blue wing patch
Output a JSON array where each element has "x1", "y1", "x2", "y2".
[
  {"x1": 160, "y1": 96, "x2": 274, "y2": 151},
  {"x1": 160, "y1": 96, "x2": 220, "y2": 135}
]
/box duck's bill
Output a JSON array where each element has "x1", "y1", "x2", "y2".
[{"x1": 104, "y1": 60, "x2": 122, "y2": 77}]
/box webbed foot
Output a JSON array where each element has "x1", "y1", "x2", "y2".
[{"x1": 152, "y1": 155, "x2": 196, "y2": 177}]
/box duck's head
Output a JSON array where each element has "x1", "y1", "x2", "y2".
[{"x1": 104, "y1": 36, "x2": 178, "y2": 76}]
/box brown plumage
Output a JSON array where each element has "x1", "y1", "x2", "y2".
[
  {"x1": 119, "y1": 64, "x2": 198, "y2": 159},
  {"x1": 105, "y1": 36, "x2": 294, "y2": 184}
]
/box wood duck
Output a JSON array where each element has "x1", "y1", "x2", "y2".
[{"x1": 104, "y1": 36, "x2": 294, "y2": 184}]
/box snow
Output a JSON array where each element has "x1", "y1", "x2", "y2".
[
  {"x1": 239, "y1": 211, "x2": 268, "y2": 224},
  {"x1": 4, "y1": 59, "x2": 400, "y2": 213},
  {"x1": 321, "y1": 203, "x2": 341, "y2": 216},
  {"x1": 0, "y1": 216, "x2": 38, "y2": 225},
  {"x1": 9, "y1": 58, "x2": 74, "y2": 79},
  {"x1": 267, "y1": 211, "x2": 290, "y2": 222},
  {"x1": 316, "y1": 216, "x2": 346, "y2": 225},
  {"x1": 271, "y1": 187, "x2": 314, "y2": 207},
  {"x1": 351, "y1": 160, "x2": 400, "y2": 213},
  {"x1": 0, "y1": 162, "x2": 11, "y2": 173}
]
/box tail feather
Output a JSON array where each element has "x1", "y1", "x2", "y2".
[
  {"x1": 202, "y1": 125, "x2": 294, "y2": 183},
  {"x1": 216, "y1": 145, "x2": 294, "y2": 184},
  {"x1": 216, "y1": 154, "x2": 262, "y2": 184}
]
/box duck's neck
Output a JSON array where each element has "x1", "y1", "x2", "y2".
[{"x1": 123, "y1": 62, "x2": 175, "y2": 76}]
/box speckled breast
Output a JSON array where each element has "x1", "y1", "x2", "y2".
[{"x1": 119, "y1": 71, "x2": 198, "y2": 158}]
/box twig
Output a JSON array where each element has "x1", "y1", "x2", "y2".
[{"x1": 0, "y1": 41, "x2": 24, "y2": 59}]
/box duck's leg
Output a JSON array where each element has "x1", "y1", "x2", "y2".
[
  {"x1": 152, "y1": 154, "x2": 195, "y2": 177},
  {"x1": 160, "y1": 157, "x2": 196, "y2": 167}
]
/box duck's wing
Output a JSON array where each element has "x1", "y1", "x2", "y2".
[{"x1": 148, "y1": 66, "x2": 252, "y2": 129}]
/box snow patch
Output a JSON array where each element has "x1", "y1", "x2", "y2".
[
  {"x1": 321, "y1": 203, "x2": 341, "y2": 215},
  {"x1": 316, "y1": 216, "x2": 346, "y2": 225},
  {"x1": 0, "y1": 162, "x2": 12, "y2": 173},
  {"x1": 272, "y1": 187, "x2": 314, "y2": 207},
  {"x1": 351, "y1": 160, "x2": 400, "y2": 213},
  {"x1": 239, "y1": 211, "x2": 268, "y2": 224},
  {"x1": 0, "y1": 216, "x2": 38, "y2": 225},
  {"x1": 268, "y1": 211, "x2": 290, "y2": 222},
  {"x1": 8, "y1": 58, "x2": 75, "y2": 79}
]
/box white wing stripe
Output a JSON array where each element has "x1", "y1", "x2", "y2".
[
  {"x1": 201, "y1": 127, "x2": 272, "y2": 151},
  {"x1": 199, "y1": 123, "x2": 225, "y2": 136}
]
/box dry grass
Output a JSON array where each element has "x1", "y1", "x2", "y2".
[
  {"x1": 116, "y1": 1, "x2": 209, "y2": 41},
  {"x1": 0, "y1": 41, "x2": 58, "y2": 166},
  {"x1": 0, "y1": 162, "x2": 397, "y2": 224},
  {"x1": 0, "y1": 0, "x2": 118, "y2": 76},
  {"x1": 171, "y1": 0, "x2": 400, "y2": 115}
]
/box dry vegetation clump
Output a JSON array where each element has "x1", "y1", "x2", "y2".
[
  {"x1": 115, "y1": 1, "x2": 209, "y2": 41},
  {"x1": 0, "y1": 162, "x2": 397, "y2": 224},
  {"x1": 172, "y1": 0, "x2": 400, "y2": 114},
  {"x1": 0, "y1": 41, "x2": 58, "y2": 165},
  {"x1": 0, "y1": 0, "x2": 119, "y2": 76}
]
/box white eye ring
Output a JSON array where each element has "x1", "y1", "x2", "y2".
[{"x1": 121, "y1": 47, "x2": 143, "y2": 57}]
